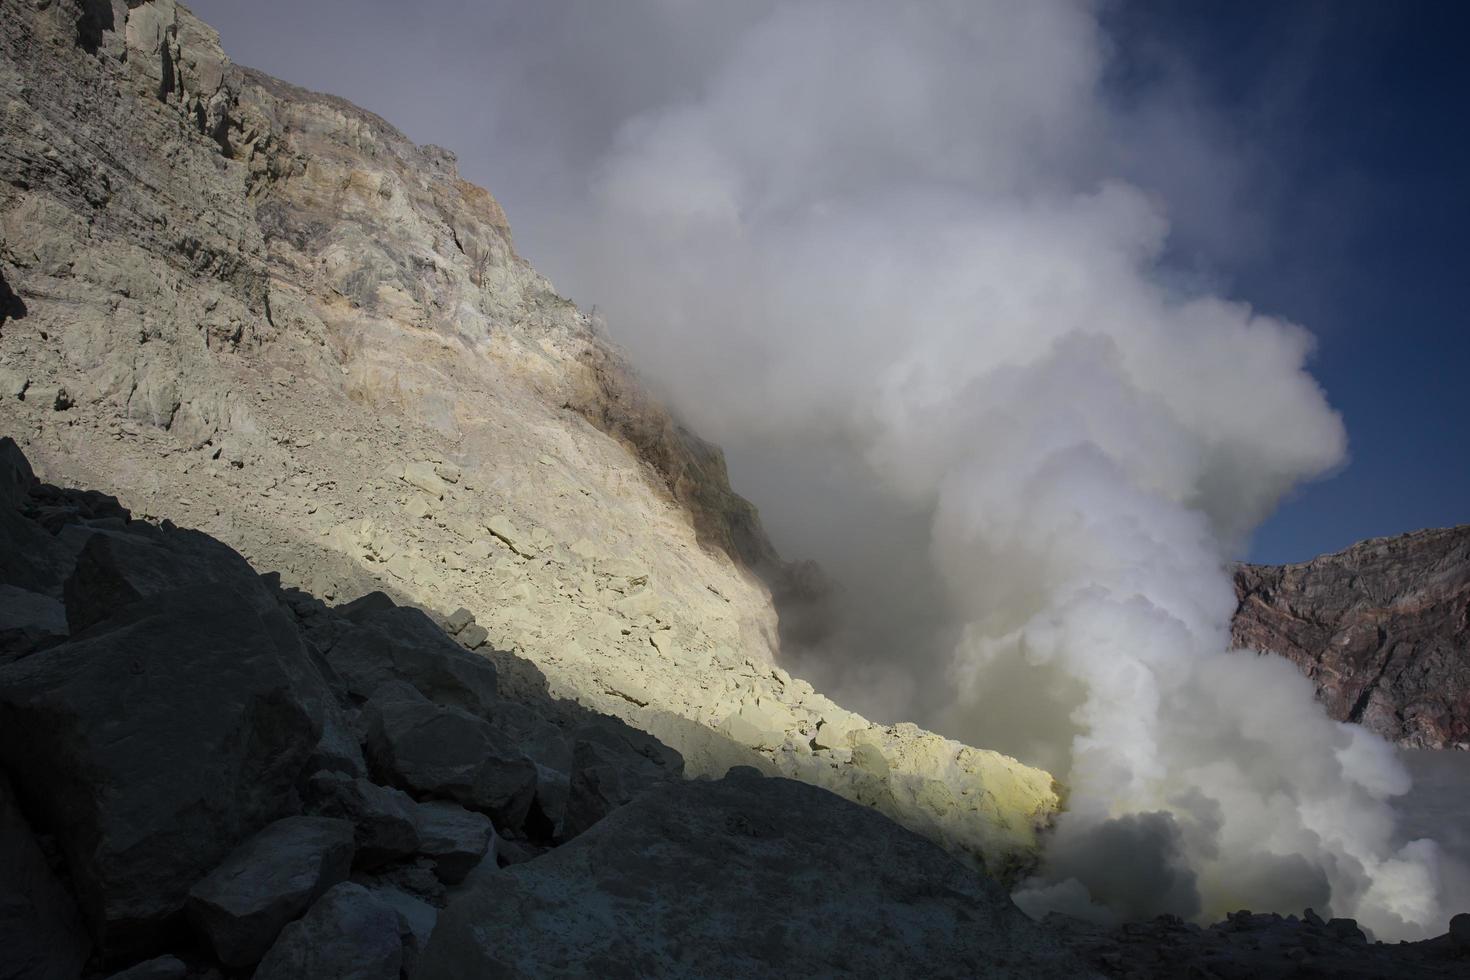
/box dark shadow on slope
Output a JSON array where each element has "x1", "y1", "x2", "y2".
[
  {"x1": 74, "y1": 0, "x2": 115, "y2": 56},
  {"x1": 0, "y1": 270, "x2": 26, "y2": 331}
]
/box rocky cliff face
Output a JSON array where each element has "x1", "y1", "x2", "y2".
[
  {"x1": 1232, "y1": 526, "x2": 1470, "y2": 749},
  {"x1": 0, "y1": 0, "x2": 1058, "y2": 877}
]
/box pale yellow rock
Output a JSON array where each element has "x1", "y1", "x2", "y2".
[
  {"x1": 402, "y1": 461, "x2": 448, "y2": 499},
  {"x1": 485, "y1": 514, "x2": 534, "y2": 557}
]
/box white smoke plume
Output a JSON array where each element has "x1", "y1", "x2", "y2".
[
  {"x1": 195, "y1": 0, "x2": 1456, "y2": 937},
  {"x1": 460, "y1": 0, "x2": 1451, "y2": 936}
]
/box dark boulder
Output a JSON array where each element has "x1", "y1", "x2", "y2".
[
  {"x1": 0, "y1": 587, "x2": 333, "y2": 962},
  {"x1": 185, "y1": 815, "x2": 355, "y2": 967}
]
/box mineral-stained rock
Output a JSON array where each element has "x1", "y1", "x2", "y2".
[
  {"x1": 362, "y1": 682, "x2": 537, "y2": 829},
  {"x1": 0, "y1": 771, "x2": 91, "y2": 979},
  {"x1": 185, "y1": 815, "x2": 356, "y2": 967},
  {"x1": 253, "y1": 882, "x2": 403, "y2": 980},
  {"x1": 1232, "y1": 525, "x2": 1470, "y2": 748},
  {"x1": 0, "y1": 586, "x2": 331, "y2": 962},
  {"x1": 318, "y1": 604, "x2": 499, "y2": 715},
  {"x1": 417, "y1": 774, "x2": 1087, "y2": 979},
  {"x1": 412, "y1": 800, "x2": 495, "y2": 884},
  {"x1": 304, "y1": 772, "x2": 421, "y2": 869}
]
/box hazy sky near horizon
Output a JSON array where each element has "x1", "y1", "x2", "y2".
[{"x1": 187, "y1": 0, "x2": 1470, "y2": 565}]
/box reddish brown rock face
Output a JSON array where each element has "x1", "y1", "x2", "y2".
[{"x1": 1231, "y1": 526, "x2": 1470, "y2": 749}]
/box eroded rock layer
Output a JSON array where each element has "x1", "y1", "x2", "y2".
[{"x1": 1233, "y1": 526, "x2": 1470, "y2": 749}]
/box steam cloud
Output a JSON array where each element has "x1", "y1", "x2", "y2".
[{"x1": 416, "y1": 0, "x2": 1457, "y2": 936}]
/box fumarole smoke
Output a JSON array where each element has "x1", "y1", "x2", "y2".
[{"x1": 471, "y1": 0, "x2": 1453, "y2": 937}]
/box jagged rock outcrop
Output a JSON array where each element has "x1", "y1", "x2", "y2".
[
  {"x1": 1232, "y1": 526, "x2": 1470, "y2": 749},
  {"x1": 0, "y1": 0, "x2": 1061, "y2": 874}
]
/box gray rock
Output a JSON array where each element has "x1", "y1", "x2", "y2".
[
  {"x1": 0, "y1": 368, "x2": 27, "y2": 401},
  {"x1": 185, "y1": 815, "x2": 356, "y2": 968},
  {"x1": 0, "y1": 435, "x2": 36, "y2": 508},
  {"x1": 419, "y1": 774, "x2": 1086, "y2": 978},
  {"x1": 319, "y1": 605, "x2": 498, "y2": 715},
  {"x1": 0, "y1": 771, "x2": 91, "y2": 980},
  {"x1": 1450, "y1": 911, "x2": 1470, "y2": 953},
  {"x1": 0, "y1": 587, "x2": 332, "y2": 961},
  {"x1": 563, "y1": 721, "x2": 683, "y2": 839},
  {"x1": 457, "y1": 623, "x2": 489, "y2": 650},
  {"x1": 0, "y1": 583, "x2": 67, "y2": 654},
  {"x1": 253, "y1": 882, "x2": 402, "y2": 980},
  {"x1": 335, "y1": 591, "x2": 399, "y2": 623},
  {"x1": 305, "y1": 772, "x2": 420, "y2": 869},
  {"x1": 443, "y1": 607, "x2": 474, "y2": 634},
  {"x1": 413, "y1": 800, "x2": 494, "y2": 885},
  {"x1": 0, "y1": 505, "x2": 75, "y2": 598},
  {"x1": 62, "y1": 524, "x2": 271, "y2": 634},
  {"x1": 369, "y1": 884, "x2": 438, "y2": 974},
  {"x1": 363, "y1": 683, "x2": 537, "y2": 829},
  {"x1": 103, "y1": 955, "x2": 188, "y2": 980}
]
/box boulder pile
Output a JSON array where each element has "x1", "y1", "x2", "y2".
[{"x1": 0, "y1": 438, "x2": 1088, "y2": 978}]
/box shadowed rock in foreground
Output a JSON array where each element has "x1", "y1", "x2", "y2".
[
  {"x1": 1233, "y1": 525, "x2": 1470, "y2": 748},
  {"x1": 0, "y1": 438, "x2": 1092, "y2": 977},
  {"x1": 419, "y1": 769, "x2": 1082, "y2": 979},
  {"x1": 1052, "y1": 907, "x2": 1470, "y2": 979}
]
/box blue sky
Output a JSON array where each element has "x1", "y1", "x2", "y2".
[{"x1": 1108, "y1": 1, "x2": 1470, "y2": 562}]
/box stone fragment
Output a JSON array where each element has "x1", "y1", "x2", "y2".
[
  {"x1": 336, "y1": 590, "x2": 398, "y2": 623},
  {"x1": 185, "y1": 816, "x2": 356, "y2": 967},
  {"x1": 401, "y1": 462, "x2": 448, "y2": 499},
  {"x1": 444, "y1": 607, "x2": 474, "y2": 634},
  {"x1": 719, "y1": 700, "x2": 798, "y2": 751},
  {"x1": 319, "y1": 604, "x2": 498, "y2": 715},
  {"x1": 404, "y1": 495, "x2": 435, "y2": 520},
  {"x1": 485, "y1": 514, "x2": 534, "y2": 556},
  {"x1": 0, "y1": 368, "x2": 28, "y2": 400},
  {"x1": 433, "y1": 461, "x2": 461, "y2": 484},
  {"x1": 304, "y1": 772, "x2": 421, "y2": 869},
  {"x1": 413, "y1": 800, "x2": 495, "y2": 884},
  {"x1": 253, "y1": 882, "x2": 402, "y2": 980},
  {"x1": 458, "y1": 623, "x2": 489, "y2": 649},
  {"x1": 812, "y1": 709, "x2": 867, "y2": 750},
  {"x1": 363, "y1": 683, "x2": 537, "y2": 829}
]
